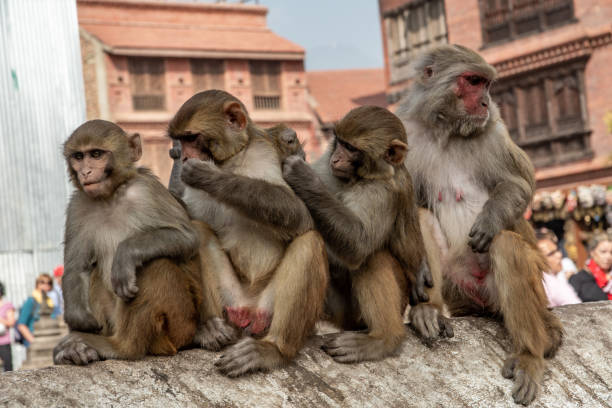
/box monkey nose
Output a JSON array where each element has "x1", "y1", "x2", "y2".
[{"x1": 481, "y1": 101, "x2": 488, "y2": 107}]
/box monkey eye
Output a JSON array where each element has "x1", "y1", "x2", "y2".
[
  {"x1": 181, "y1": 133, "x2": 199, "y2": 143},
  {"x1": 465, "y1": 75, "x2": 486, "y2": 86},
  {"x1": 89, "y1": 149, "x2": 105, "y2": 159},
  {"x1": 71, "y1": 152, "x2": 84, "y2": 161},
  {"x1": 338, "y1": 138, "x2": 358, "y2": 153}
]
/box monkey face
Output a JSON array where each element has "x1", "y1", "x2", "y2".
[
  {"x1": 69, "y1": 148, "x2": 114, "y2": 198},
  {"x1": 330, "y1": 138, "x2": 362, "y2": 180},
  {"x1": 455, "y1": 72, "x2": 491, "y2": 126}
]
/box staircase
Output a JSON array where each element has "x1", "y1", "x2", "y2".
[{"x1": 20, "y1": 315, "x2": 68, "y2": 370}]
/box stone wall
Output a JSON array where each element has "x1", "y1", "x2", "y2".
[{"x1": 0, "y1": 302, "x2": 610, "y2": 407}]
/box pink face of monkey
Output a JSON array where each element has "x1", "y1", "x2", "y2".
[{"x1": 454, "y1": 72, "x2": 491, "y2": 121}]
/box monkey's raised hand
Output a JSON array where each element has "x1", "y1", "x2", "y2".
[
  {"x1": 468, "y1": 212, "x2": 502, "y2": 253},
  {"x1": 111, "y1": 243, "x2": 141, "y2": 302},
  {"x1": 180, "y1": 158, "x2": 219, "y2": 189},
  {"x1": 282, "y1": 155, "x2": 323, "y2": 190}
]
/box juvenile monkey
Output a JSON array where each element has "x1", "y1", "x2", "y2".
[
  {"x1": 282, "y1": 106, "x2": 450, "y2": 363},
  {"x1": 168, "y1": 90, "x2": 328, "y2": 377},
  {"x1": 397, "y1": 45, "x2": 563, "y2": 405},
  {"x1": 54, "y1": 120, "x2": 203, "y2": 365}
]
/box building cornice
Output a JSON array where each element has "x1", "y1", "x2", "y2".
[
  {"x1": 492, "y1": 31, "x2": 612, "y2": 79},
  {"x1": 108, "y1": 47, "x2": 304, "y2": 60}
]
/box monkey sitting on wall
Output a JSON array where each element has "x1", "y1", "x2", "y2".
[
  {"x1": 282, "y1": 105, "x2": 452, "y2": 363},
  {"x1": 397, "y1": 45, "x2": 563, "y2": 405},
  {"x1": 168, "y1": 90, "x2": 328, "y2": 377},
  {"x1": 53, "y1": 120, "x2": 203, "y2": 365}
]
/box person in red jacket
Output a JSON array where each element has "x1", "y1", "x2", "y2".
[{"x1": 570, "y1": 233, "x2": 612, "y2": 301}]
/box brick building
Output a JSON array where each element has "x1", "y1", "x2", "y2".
[
  {"x1": 307, "y1": 68, "x2": 388, "y2": 146},
  {"x1": 378, "y1": 0, "x2": 612, "y2": 190},
  {"x1": 78, "y1": 0, "x2": 321, "y2": 184}
]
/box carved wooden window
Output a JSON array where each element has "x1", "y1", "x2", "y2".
[
  {"x1": 479, "y1": 0, "x2": 574, "y2": 45},
  {"x1": 128, "y1": 57, "x2": 166, "y2": 111},
  {"x1": 382, "y1": 0, "x2": 447, "y2": 103},
  {"x1": 491, "y1": 61, "x2": 591, "y2": 168},
  {"x1": 191, "y1": 59, "x2": 225, "y2": 92},
  {"x1": 250, "y1": 61, "x2": 281, "y2": 110}
]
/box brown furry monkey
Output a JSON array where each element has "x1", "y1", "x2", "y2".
[
  {"x1": 282, "y1": 106, "x2": 451, "y2": 363},
  {"x1": 397, "y1": 44, "x2": 563, "y2": 405},
  {"x1": 168, "y1": 90, "x2": 328, "y2": 377},
  {"x1": 54, "y1": 120, "x2": 203, "y2": 365}
]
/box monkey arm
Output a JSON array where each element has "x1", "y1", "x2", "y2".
[
  {"x1": 111, "y1": 225, "x2": 200, "y2": 301},
  {"x1": 63, "y1": 221, "x2": 101, "y2": 333},
  {"x1": 181, "y1": 159, "x2": 313, "y2": 237},
  {"x1": 469, "y1": 144, "x2": 535, "y2": 253},
  {"x1": 283, "y1": 156, "x2": 392, "y2": 270}
]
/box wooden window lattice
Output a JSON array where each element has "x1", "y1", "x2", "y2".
[
  {"x1": 191, "y1": 59, "x2": 225, "y2": 92},
  {"x1": 128, "y1": 57, "x2": 166, "y2": 111},
  {"x1": 250, "y1": 61, "x2": 281, "y2": 110}
]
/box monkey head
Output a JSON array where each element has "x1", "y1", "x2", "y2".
[
  {"x1": 63, "y1": 120, "x2": 141, "y2": 199},
  {"x1": 411, "y1": 44, "x2": 497, "y2": 137},
  {"x1": 168, "y1": 90, "x2": 253, "y2": 164},
  {"x1": 266, "y1": 124, "x2": 306, "y2": 160},
  {"x1": 332, "y1": 106, "x2": 408, "y2": 181}
]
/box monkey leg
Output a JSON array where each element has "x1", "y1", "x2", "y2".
[
  {"x1": 322, "y1": 251, "x2": 406, "y2": 363},
  {"x1": 191, "y1": 221, "x2": 239, "y2": 351},
  {"x1": 409, "y1": 210, "x2": 454, "y2": 343},
  {"x1": 490, "y1": 231, "x2": 560, "y2": 406},
  {"x1": 56, "y1": 258, "x2": 201, "y2": 365},
  {"x1": 215, "y1": 230, "x2": 328, "y2": 377}
]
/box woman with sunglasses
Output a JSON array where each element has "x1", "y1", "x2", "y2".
[{"x1": 16, "y1": 274, "x2": 55, "y2": 348}]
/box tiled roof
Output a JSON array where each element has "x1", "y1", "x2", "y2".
[
  {"x1": 307, "y1": 68, "x2": 387, "y2": 124},
  {"x1": 81, "y1": 23, "x2": 304, "y2": 57}
]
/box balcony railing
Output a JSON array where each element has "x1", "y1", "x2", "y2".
[{"x1": 253, "y1": 95, "x2": 281, "y2": 110}]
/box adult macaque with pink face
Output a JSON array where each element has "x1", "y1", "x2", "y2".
[{"x1": 398, "y1": 45, "x2": 563, "y2": 406}]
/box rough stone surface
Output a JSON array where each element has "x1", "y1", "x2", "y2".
[{"x1": 0, "y1": 302, "x2": 610, "y2": 407}]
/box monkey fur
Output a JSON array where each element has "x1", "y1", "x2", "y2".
[
  {"x1": 54, "y1": 119, "x2": 203, "y2": 365},
  {"x1": 168, "y1": 90, "x2": 328, "y2": 377},
  {"x1": 398, "y1": 44, "x2": 563, "y2": 405},
  {"x1": 282, "y1": 105, "x2": 450, "y2": 363}
]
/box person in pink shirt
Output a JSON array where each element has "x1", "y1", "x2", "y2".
[
  {"x1": 537, "y1": 237, "x2": 581, "y2": 307},
  {"x1": 0, "y1": 281, "x2": 16, "y2": 371}
]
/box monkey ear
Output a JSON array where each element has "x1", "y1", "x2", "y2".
[
  {"x1": 385, "y1": 139, "x2": 408, "y2": 165},
  {"x1": 223, "y1": 102, "x2": 247, "y2": 131},
  {"x1": 128, "y1": 133, "x2": 142, "y2": 162}
]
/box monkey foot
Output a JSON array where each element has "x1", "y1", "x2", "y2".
[
  {"x1": 225, "y1": 306, "x2": 252, "y2": 329},
  {"x1": 502, "y1": 354, "x2": 543, "y2": 406},
  {"x1": 247, "y1": 310, "x2": 272, "y2": 335},
  {"x1": 409, "y1": 304, "x2": 454, "y2": 346},
  {"x1": 321, "y1": 331, "x2": 398, "y2": 364},
  {"x1": 194, "y1": 317, "x2": 238, "y2": 351},
  {"x1": 53, "y1": 334, "x2": 101, "y2": 366},
  {"x1": 214, "y1": 337, "x2": 285, "y2": 377}
]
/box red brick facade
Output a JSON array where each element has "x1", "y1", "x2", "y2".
[
  {"x1": 78, "y1": 0, "x2": 319, "y2": 184},
  {"x1": 378, "y1": 0, "x2": 612, "y2": 189}
]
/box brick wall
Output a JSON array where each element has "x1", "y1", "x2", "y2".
[{"x1": 79, "y1": 33, "x2": 100, "y2": 120}]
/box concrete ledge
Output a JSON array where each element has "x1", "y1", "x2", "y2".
[{"x1": 0, "y1": 301, "x2": 610, "y2": 407}]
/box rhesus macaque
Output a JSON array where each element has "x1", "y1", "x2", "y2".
[
  {"x1": 168, "y1": 90, "x2": 328, "y2": 377},
  {"x1": 397, "y1": 45, "x2": 563, "y2": 405},
  {"x1": 54, "y1": 120, "x2": 203, "y2": 365},
  {"x1": 282, "y1": 105, "x2": 451, "y2": 363}
]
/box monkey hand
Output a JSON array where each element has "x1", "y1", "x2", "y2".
[
  {"x1": 194, "y1": 317, "x2": 238, "y2": 351},
  {"x1": 468, "y1": 213, "x2": 502, "y2": 253},
  {"x1": 111, "y1": 245, "x2": 141, "y2": 302},
  {"x1": 409, "y1": 304, "x2": 454, "y2": 347},
  {"x1": 409, "y1": 259, "x2": 434, "y2": 305},
  {"x1": 282, "y1": 155, "x2": 323, "y2": 192},
  {"x1": 53, "y1": 333, "x2": 101, "y2": 366},
  {"x1": 64, "y1": 308, "x2": 102, "y2": 333},
  {"x1": 180, "y1": 158, "x2": 219, "y2": 188}
]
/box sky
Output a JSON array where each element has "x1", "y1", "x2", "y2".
[{"x1": 257, "y1": 0, "x2": 384, "y2": 71}]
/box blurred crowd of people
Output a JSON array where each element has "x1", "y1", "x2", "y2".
[
  {"x1": 536, "y1": 228, "x2": 612, "y2": 308},
  {"x1": 0, "y1": 266, "x2": 64, "y2": 371}
]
